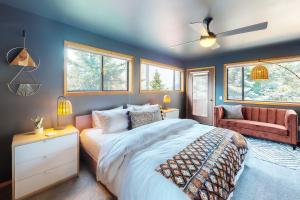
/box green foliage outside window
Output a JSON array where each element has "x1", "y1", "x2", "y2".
[
  {"x1": 227, "y1": 60, "x2": 300, "y2": 103},
  {"x1": 67, "y1": 48, "x2": 101, "y2": 91},
  {"x1": 150, "y1": 70, "x2": 164, "y2": 90},
  {"x1": 141, "y1": 63, "x2": 182, "y2": 91},
  {"x1": 66, "y1": 48, "x2": 129, "y2": 92}
]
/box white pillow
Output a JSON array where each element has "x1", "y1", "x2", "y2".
[
  {"x1": 112, "y1": 106, "x2": 124, "y2": 110},
  {"x1": 93, "y1": 106, "x2": 123, "y2": 113},
  {"x1": 92, "y1": 109, "x2": 128, "y2": 133},
  {"x1": 139, "y1": 104, "x2": 160, "y2": 112},
  {"x1": 127, "y1": 103, "x2": 151, "y2": 111}
]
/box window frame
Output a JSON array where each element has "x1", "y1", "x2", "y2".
[
  {"x1": 64, "y1": 41, "x2": 134, "y2": 96},
  {"x1": 224, "y1": 56, "x2": 300, "y2": 106},
  {"x1": 139, "y1": 58, "x2": 184, "y2": 93}
]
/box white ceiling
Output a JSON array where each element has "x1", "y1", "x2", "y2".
[{"x1": 1, "y1": 0, "x2": 300, "y2": 59}]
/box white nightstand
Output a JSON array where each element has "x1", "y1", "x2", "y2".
[
  {"x1": 12, "y1": 125, "x2": 79, "y2": 200},
  {"x1": 162, "y1": 108, "x2": 180, "y2": 119}
]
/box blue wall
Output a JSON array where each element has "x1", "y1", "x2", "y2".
[
  {"x1": 184, "y1": 40, "x2": 300, "y2": 116},
  {"x1": 1, "y1": 3, "x2": 300, "y2": 183},
  {"x1": 0, "y1": 5, "x2": 184, "y2": 181}
]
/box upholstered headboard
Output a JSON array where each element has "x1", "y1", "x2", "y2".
[{"x1": 75, "y1": 114, "x2": 92, "y2": 132}]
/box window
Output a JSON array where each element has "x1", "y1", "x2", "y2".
[
  {"x1": 140, "y1": 59, "x2": 183, "y2": 92},
  {"x1": 64, "y1": 41, "x2": 133, "y2": 95},
  {"x1": 225, "y1": 57, "x2": 300, "y2": 105}
]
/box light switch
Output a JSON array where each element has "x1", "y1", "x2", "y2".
[{"x1": 219, "y1": 96, "x2": 223, "y2": 101}]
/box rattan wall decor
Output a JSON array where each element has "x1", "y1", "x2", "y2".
[{"x1": 6, "y1": 30, "x2": 41, "y2": 96}]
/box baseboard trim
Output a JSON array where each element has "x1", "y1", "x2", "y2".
[{"x1": 0, "y1": 180, "x2": 11, "y2": 189}]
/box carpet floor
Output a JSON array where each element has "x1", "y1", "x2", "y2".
[
  {"x1": 247, "y1": 137, "x2": 300, "y2": 170},
  {"x1": 1, "y1": 141, "x2": 299, "y2": 200}
]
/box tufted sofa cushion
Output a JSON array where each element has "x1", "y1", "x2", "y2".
[
  {"x1": 219, "y1": 119, "x2": 288, "y2": 136},
  {"x1": 241, "y1": 107, "x2": 287, "y2": 125},
  {"x1": 214, "y1": 105, "x2": 298, "y2": 145}
]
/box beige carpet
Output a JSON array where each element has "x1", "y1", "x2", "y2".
[{"x1": 0, "y1": 163, "x2": 115, "y2": 200}]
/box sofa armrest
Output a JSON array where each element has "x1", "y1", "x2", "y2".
[
  {"x1": 285, "y1": 110, "x2": 298, "y2": 145},
  {"x1": 214, "y1": 106, "x2": 225, "y2": 127}
]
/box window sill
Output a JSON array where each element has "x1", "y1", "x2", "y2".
[
  {"x1": 65, "y1": 91, "x2": 133, "y2": 96},
  {"x1": 224, "y1": 99, "x2": 300, "y2": 107},
  {"x1": 139, "y1": 90, "x2": 184, "y2": 94}
]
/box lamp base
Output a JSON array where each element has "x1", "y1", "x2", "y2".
[{"x1": 163, "y1": 103, "x2": 169, "y2": 110}]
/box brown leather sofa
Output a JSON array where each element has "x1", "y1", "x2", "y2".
[{"x1": 214, "y1": 106, "x2": 298, "y2": 149}]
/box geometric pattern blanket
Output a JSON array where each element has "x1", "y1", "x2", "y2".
[{"x1": 156, "y1": 128, "x2": 248, "y2": 200}]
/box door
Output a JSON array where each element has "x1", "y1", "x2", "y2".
[{"x1": 186, "y1": 67, "x2": 215, "y2": 125}]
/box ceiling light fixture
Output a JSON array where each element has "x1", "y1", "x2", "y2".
[{"x1": 199, "y1": 35, "x2": 217, "y2": 48}]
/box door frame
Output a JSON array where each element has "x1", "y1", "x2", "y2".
[{"x1": 185, "y1": 66, "x2": 216, "y2": 124}]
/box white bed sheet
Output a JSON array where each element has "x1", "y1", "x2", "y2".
[
  {"x1": 80, "y1": 128, "x2": 126, "y2": 161},
  {"x1": 80, "y1": 119, "x2": 246, "y2": 200}
]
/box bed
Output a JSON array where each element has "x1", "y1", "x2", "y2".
[{"x1": 76, "y1": 114, "x2": 248, "y2": 200}]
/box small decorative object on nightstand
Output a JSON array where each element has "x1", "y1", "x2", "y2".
[
  {"x1": 31, "y1": 116, "x2": 43, "y2": 135},
  {"x1": 12, "y1": 125, "x2": 79, "y2": 200},
  {"x1": 163, "y1": 95, "x2": 171, "y2": 109},
  {"x1": 162, "y1": 108, "x2": 179, "y2": 119}
]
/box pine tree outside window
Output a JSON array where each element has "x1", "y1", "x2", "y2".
[
  {"x1": 64, "y1": 41, "x2": 133, "y2": 96},
  {"x1": 140, "y1": 59, "x2": 184, "y2": 93}
]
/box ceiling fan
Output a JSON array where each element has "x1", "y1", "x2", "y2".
[{"x1": 171, "y1": 17, "x2": 268, "y2": 49}]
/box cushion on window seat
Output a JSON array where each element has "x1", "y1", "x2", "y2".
[{"x1": 219, "y1": 119, "x2": 288, "y2": 136}]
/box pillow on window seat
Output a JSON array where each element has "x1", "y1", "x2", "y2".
[{"x1": 223, "y1": 105, "x2": 244, "y2": 119}]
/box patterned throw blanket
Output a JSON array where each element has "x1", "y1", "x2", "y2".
[{"x1": 156, "y1": 128, "x2": 248, "y2": 200}]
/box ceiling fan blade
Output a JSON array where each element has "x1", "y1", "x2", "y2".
[
  {"x1": 189, "y1": 21, "x2": 203, "y2": 25},
  {"x1": 211, "y1": 42, "x2": 220, "y2": 50},
  {"x1": 217, "y1": 22, "x2": 268, "y2": 37},
  {"x1": 170, "y1": 39, "x2": 200, "y2": 48},
  {"x1": 189, "y1": 22, "x2": 209, "y2": 36}
]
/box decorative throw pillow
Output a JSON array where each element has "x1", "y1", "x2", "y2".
[
  {"x1": 128, "y1": 109, "x2": 162, "y2": 129},
  {"x1": 92, "y1": 109, "x2": 128, "y2": 133},
  {"x1": 127, "y1": 103, "x2": 150, "y2": 111},
  {"x1": 223, "y1": 105, "x2": 244, "y2": 119},
  {"x1": 137, "y1": 104, "x2": 164, "y2": 120}
]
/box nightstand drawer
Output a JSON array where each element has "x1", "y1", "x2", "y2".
[
  {"x1": 15, "y1": 161, "x2": 77, "y2": 199},
  {"x1": 15, "y1": 146, "x2": 77, "y2": 181},
  {"x1": 163, "y1": 109, "x2": 179, "y2": 119},
  {"x1": 15, "y1": 133, "x2": 77, "y2": 164}
]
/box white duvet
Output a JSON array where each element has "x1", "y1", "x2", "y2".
[{"x1": 81, "y1": 119, "x2": 244, "y2": 200}]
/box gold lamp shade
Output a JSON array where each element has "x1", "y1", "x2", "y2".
[
  {"x1": 57, "y1": 99, "x2": 73, "y2": 116},
  {"x1": 56, "y1": 96, "x2": 72, "y2": 129},
  {"x1": 251, "y1": 65, "x2": 269, "y2": 80},
  {"x1": 163, "y1": 95, "x2": 171, "y2": 109},
  {"x1": 163, "y1": 95, "x2": 171, "y2": 104}
]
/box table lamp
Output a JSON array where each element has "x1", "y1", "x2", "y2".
[
  {"x1": 163, "y1": 95, "x2": 171, "y2": 109},
  {"x1": 56, "y1": 96, "x2": 72, "y2": 129}
]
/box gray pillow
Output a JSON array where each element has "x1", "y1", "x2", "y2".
[
  {"x1": 223, "y1": 105, "x2": 244, "y2": 119},
  {"x1": 128, "y1": 110, "x2": 162, "y2": 129}
]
